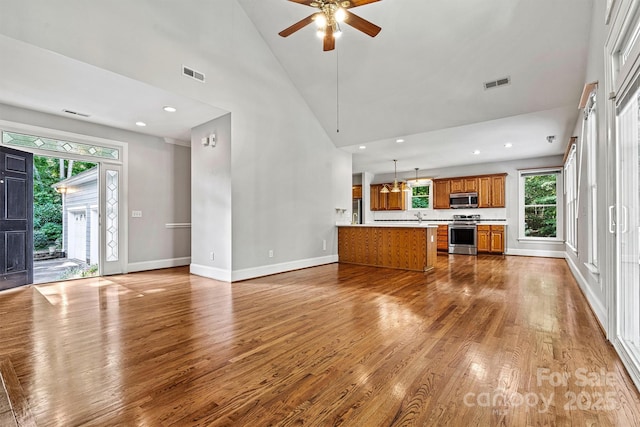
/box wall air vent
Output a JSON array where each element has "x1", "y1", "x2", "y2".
[
  {"x1": 182, "y1": 65, "x2": 205, "y2": 83},
  {"x1": 62, "y1": 109, "x2": 91, "y2": 118},
  {"x1": 483, "y1": 76, "x2": 511, "y2": 90}
]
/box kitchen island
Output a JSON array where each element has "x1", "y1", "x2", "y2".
[{"x1": 337, "y1": 223, "x2": 438, "y2": 272}]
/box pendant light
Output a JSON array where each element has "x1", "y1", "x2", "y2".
[
  {"x1": 406, "y1": 167, "x2": 433, "y2": 188},
  {"x1": 380, "y1": 160, "x2": 401, "y2": 193}
]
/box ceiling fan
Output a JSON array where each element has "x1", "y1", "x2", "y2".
[{"x1": 279, "y1": 0, "x2": 382, "y2": 51}]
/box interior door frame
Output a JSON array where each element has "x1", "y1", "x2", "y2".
[{"x1": 0, "y1": 119, "x2": 128, "y2": 278}]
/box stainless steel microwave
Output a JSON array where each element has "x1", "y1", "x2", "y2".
[{"x1": 449, "y1": 192, "x2": 478, "y2": 209}]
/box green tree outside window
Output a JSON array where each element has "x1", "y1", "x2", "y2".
[
  {"x1": 523, "y1": 174, "x2": 557, "y2": 238},
  {"x1": 411, "y1": 185, "x2": 430, "y2": 209}
]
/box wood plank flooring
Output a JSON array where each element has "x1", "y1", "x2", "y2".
[{"x1": 0, "y1": 255, "x2": 639, "y2": 426}]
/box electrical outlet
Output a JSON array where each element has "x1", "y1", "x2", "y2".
[
  {"x1": 210, "y1": 251, "x2": 214, "y2": 261},
  {"x1": 322, "y1": 239, "x2": 327, "y2": 251},
  {"x1": 431, "y1": 235, "x2": 434, "y2": 242},
  {"x1": 268, "y1": 250, "x2": 274, "y2": 258}
]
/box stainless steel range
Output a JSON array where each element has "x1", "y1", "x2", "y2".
[{"x1": 448, "y1": 214, "x2": 480, "y2": 255}]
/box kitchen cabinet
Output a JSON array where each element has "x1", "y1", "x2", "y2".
[
  {"x1": 370, "y1": 185, "x2": 384, "y2": 210},
  {"x1": 437, "y1": 224, "x2": 448, "y2": 251},
  {"x1": 450, "y1": 178, "x2": 464, "y2": 193},
  {"x1": 338, "y1": 225, "x2": 438, "y2": 272},
  {"x1": 464, "y1": 178, "x2": 478, "y2": 192},
  {"x1": 478, "y1": 175, "x2": 506, "y2": 208},
  {"x1": 477, "y1": 225, "x2": 505, "y2": 254},
  {"x1": 370, "y1": 183, "x2": 406, "y2": 211},
  {"x1": 434, "y1": 174, "x2": 503, "y2": 209},
  {"x1": 450, "y1": 178, "x2": 477, "y2": 193},
  {"x1": 352, "y1": 185, "x2": 362, "y2": 199},
  {"x1": 433, "y1": 180, "x2": 451, "y2": 209}
]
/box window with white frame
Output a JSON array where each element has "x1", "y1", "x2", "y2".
[
  {"x1": 409, "y1": 181, "x2": 432, "y2": 209},
  {"x1": 564, "y1": 143, "x2": 578, "y2": 251},
  {"x1": 519, "y1": 169, "x2": 562, "y2": 239},
  {"x1": 585, "y1": 93, "x2": 598, "y2": 268}
]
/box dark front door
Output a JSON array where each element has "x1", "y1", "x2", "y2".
[{"x1": 0, "y1": 146, "x2": 33, "y2": 290}]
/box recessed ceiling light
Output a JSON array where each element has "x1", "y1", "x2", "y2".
[
  {"x1": 504, "y1": 143, "x2": 513, "y2": 148},
  {"x1": 396, "y1": 139, "x2": 405, "y2": 144},
  {"x1": 135, "y1": 121, "x2": 147, "y2": 127},
  {"x1": 163, "y1": 106, "x2": 177, "y2": 112},
  {"x1": 472, "y1": 150, "x2": 480, "y2": 155},
  {"x1": 359, "y1": 145, "x2": 366, "y2": 150}
]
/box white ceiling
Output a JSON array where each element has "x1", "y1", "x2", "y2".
[
  {"x1": 238, "y1": 0, "x2": 594, "y2": 173},
  {"x1": 0, "y1": 0, "x2": 593, "y2": 174},
  {"x1": 0, "y1": 34, "x2": 227, "y2": 144}
]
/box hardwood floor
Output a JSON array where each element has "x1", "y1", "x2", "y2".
[{"x1": 0, "y1": 255, "x2": 639, "y2": 426}]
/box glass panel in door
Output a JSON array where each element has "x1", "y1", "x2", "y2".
[{"x1": 617, "y1": 87, "x2": 640, "y2": 359}]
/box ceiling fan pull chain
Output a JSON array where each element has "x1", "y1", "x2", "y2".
[{"x1": 336, "y1": 45, "x2": 340, "y2": 133}]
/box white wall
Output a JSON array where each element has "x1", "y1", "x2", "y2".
[
  {"x1": 0, "y1": 102, "x2": 191, "y2": 270},
  {"x1": 565, "y1": 0, "x2": 609, "y2": 328},
  {"x1": 0, "y1": 0, "x2": 352, "y2": 281},
  {"x1": 191, "y1": 114, "x2": 232, "y2": 280},
  {"x1": 128, "y1": 135, "x2": 191, "y2": 266},
  {"x1": 368, "y1": 155, "x2": 565, "y2": 256}
]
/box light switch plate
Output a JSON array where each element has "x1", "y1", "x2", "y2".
[{"x1": 132, "y1": 210, "x2": 142, "y2": 218}]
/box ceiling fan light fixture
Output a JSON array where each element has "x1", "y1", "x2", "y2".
[
  {"x1": 335, "y1": 8, "x2": 347, "y2": 22},
  {"x1": 334, "y1": 28, "x2": 343, "y2": 38},
  {"x1": 316, "y1": 29, "x2": 326, "y2": 38},
  {"x1": 314, "y1": 14, "x2": 327, "y2": 28}
]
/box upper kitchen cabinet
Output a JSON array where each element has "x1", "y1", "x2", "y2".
[
  {"x1": 433, "y1": 173, "x2": 506, "y2": 209},
  {"x1": 370, "y1": 183, "x2": 406, "y2": 211},
  {"x1": 370, "y1": 184, "x2": 385, "y2": 210},
  {"x1": 478, "y1": 174, "x2": 506, "y2": 208},
  {"x1": 450, "y1": 178, "x2": 478, "y2": 193},
  {"x1": 352, "y1": 185, "x2": 362, "y2": 199},
  {"x1": 433, "y1": 180, "x2": 451, "y2": 209}
]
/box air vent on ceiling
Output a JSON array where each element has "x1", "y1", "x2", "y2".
[
  {"x1": 62, "y1": 109, "x2": 91, "y2": 118},
  {"x1": 483, "y1": 76, "x2": 511, "y2": 90},
  {"x1": 182, "y1": 65, "x2": 205, "y2": 83}
]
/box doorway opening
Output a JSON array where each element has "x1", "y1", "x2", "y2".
[{"x1": 33, "y1": 155, "x2": 99, "y2": 284}]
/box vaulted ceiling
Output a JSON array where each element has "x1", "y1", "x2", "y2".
[
  {"x1": 0, "y1": 0, "x2": 594, "y2": 176},
  {"x1": 238, "y1": 0, "x2": 594, "y2": 173}
]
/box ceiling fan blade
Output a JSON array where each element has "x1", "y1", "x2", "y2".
[
  {"x1": 343, "y1": 10, "x2": 381, "y2": 37},
  {"x1": 343, "y1": 0, "x2": 381, "y2": 9},
  {"x1": 279, "y1": 14, "x2": 316, "y2": 37},
  {"x1": 324, "y1": 26, "x2": 336, "y2": 51},
  {"x1": 287, "y1": 0, "x2": 320, "y2": 6}
]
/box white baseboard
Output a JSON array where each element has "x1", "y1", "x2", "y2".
[
  {"x1": 613, "y1": 338, "x2": 640, "y2": 394},
  {"x1": 232, "y1": 255, "x2": 338, "y2": 282},
  {"x1": 190, "y1": 264, "x2": 232, "y2": 282},
  {"x1": 565, "y1": 254, "x2": 608, "y2": 331},
  {"x1": 505, "y1": 248, "x2": 566, "y2": 258},
  {"x1": 127, "y1": 257, "x2": 191, "y2": 273}
]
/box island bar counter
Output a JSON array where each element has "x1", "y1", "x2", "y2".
[{"x1": 337, "y1": 224, "x2": 438, "y2": 272}]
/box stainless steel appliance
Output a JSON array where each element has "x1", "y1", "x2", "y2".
[
  {"x1": 449, "y1": 214, "x2": 480, "y2": 255},
  {"x1": 352, "y1": 199, "x2": 362, "y2": 224},
  {"x1": 449, "y1": 192, "x2": 478, "y2": 209}
]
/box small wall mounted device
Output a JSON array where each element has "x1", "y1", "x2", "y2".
[{"x1": 201, "y1": 133, "x2": 216, "y2": 147}]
